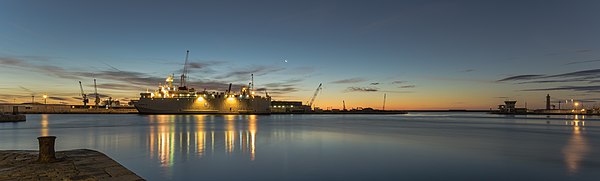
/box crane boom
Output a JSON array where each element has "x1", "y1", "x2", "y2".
[
  {"x1": 94, "y1": 79, "x2": 100, "y2": 108},
  {"x1": 179, "y1": 50, "x2": 190, "y2": 88},
  {"x1": 79, "y1": 81, "x2": 89, "y2": 106},
  {"x1": 308, "y1": 83, "x2": 322, "y2": 107}
]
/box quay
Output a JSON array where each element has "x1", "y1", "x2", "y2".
[
  {"x1": 0, "y1": 149, "x2": 143, "y2": 180},
  {"x1": 0, "y1": 136, "x2": 143, "y2": 181}
]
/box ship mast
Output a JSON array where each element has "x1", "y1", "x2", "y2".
[{"x1": 180, "y1": 50, "x2": 190, "y2": 88}]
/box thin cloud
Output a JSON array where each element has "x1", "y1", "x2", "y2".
[
  {"x1": 331, "y1": 78, "x2": 367, "y2": 84},
  {"x1": 370, "y1": 82, "x2": 380, "y2": 85},
  {"x1": 565, "y1": 59, "x2": 600, "y2": 65},
  {"x1": 522, "y1": 85, "x2": 600, "y2": 93},
  {"x1": 48, "y1": 96, "x2": 70, "y2": 101},
  {"x1": 345, "y1": 87, "x2": 378, "y2": 92},
  {"x1": 497, "y1": 74, "x2": 545, "y2": 82},
  {"x1": 391, "y1": 80, "x2": 406, "y2": 84},
  {"x1": 213, "y1": 65, "x2": 285, "y2": 81},
  {"x1": 575, "y1": 49, "x2": 592, "y2": 53},
  {"x1": 546, "y1": 69, "x2": 600, "y2": 78},
  {"x1": 399, "y1": 85, "x2": 416, "y2": 88},
  {"x1": 460, "y1": 69, "x2": 476, "y2": 73},
  {"x1": 500, "y1": 69, "x2": 600, "y2": 85}
]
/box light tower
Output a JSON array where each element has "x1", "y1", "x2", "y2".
[{"x1": 546, "y1": 94, "x2": 551, "y2": 110}]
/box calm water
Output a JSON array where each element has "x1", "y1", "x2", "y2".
[{"x1": 1, "y1": 113, "x2": 599, "y2": 180}]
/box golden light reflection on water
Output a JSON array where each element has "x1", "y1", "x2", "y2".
[
  {"x1": 562, "y1": 119, "x2": 589, "y2": 175},
  {"x1": 40, "y1": 114, "x2": 48, "y2": 136},
  {"x1": 148, "y1": 115, "x2": 259, "y2": 168}
]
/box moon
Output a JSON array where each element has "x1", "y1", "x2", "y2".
[{"x1": 284, "y1": 59, "x2": 288, "y2": 63}]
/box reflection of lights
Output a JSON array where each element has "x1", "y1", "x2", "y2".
[
  {"x1": 225, "y1": 118, "x2": 235, "y2": 154},
  {"x1": 147, "y1": 114, "x2": 260, "y2": 166},
  {"x1": 562, "y1": 119, "x2": 589, "y2": 174},
  {"x1": 40, "y1": 114, "x2": 48, "y2": 136},
  {"x1": 249, "y1": 115, "x2": 257, "y2": 161}
]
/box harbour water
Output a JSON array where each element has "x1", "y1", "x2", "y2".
[{"x1": 1, "y1": 113, "x2": 599, "y2": 180}]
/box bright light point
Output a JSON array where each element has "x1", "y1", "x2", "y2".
[{"x1": 197, "y1": 97, "x2": 204, "y2": 102}]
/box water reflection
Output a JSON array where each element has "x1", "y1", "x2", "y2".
[
  {"x1": 562, "y1": 118, "x2": 589, "y2": 175},
  {"x1": 147, "y1": 115, "x2": 258, "y2": 168},
  {"x1": 40, "y1": 114, "x2": 49, "y2": 136}
]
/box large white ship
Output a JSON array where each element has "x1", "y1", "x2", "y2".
[{"x1": 133, "y1": 51, "x2": 271, "y2": 114}]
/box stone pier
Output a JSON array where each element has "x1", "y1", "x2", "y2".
[{"x1": 0, "y1": 149, "x2": 144, "y2": 180}]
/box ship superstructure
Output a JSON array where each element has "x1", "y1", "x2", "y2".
[{"x1": 133, "y1": 51, "x2": 271, "y2": 114}]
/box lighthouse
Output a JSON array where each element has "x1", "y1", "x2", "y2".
[{"x1": 546, "y1": 94, "x2": 551, "y2": 110}]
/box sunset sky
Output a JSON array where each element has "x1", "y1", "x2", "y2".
[{"x1": 1, "y1": 0, "x2": 600, "y2": 110}]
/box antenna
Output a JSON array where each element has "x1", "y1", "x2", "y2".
[
  {"x1": 383, "y1": 93, "x2": 386, "y2": 111},
  {"x1": 251, "y1": 74, "x2": 254, "y2": 91}
]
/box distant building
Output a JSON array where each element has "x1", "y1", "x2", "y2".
[
  {"x1": 497, "y1": 100, "x2": 527, "y2": 114},
  {"x1": 271, "y1": 101, "x2": 310, "y2": 113}
]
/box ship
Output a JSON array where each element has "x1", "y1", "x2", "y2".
[{"x1": 133, "y1": 51, "x2": 271, "y2": 114}]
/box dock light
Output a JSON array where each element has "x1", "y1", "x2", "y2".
[
  {"x1": 197, "y1": 97, "x2": 204, "y2": 102},
  {"x1": 42, "y1": 94, "x2": 48, "y2": 104},
  {"x1": 574, "y1": 102, "x2": 579, "y2": 106}
]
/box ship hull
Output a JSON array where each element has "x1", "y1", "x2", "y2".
[{"x1": 133, "y1": 97, "x2": 271, "y2": 114}]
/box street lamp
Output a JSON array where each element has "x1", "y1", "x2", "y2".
[{"x1": 42, "y1": 94, "x2": 48, "y2": 104}]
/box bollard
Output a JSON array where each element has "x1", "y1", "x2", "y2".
[{"x1": 37, "y1": 136, "x2": 57, "y2": 163}]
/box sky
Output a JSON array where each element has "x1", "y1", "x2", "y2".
[{"x1": 1, "y1": 0, "x2": 600, "y2": 110}]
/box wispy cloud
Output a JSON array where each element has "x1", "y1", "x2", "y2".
[
  {"x1": 345, "y1": 87, "x2": 378, "y2": 92},
  {"x1": 498, "y1": 69, "x2": 600, "y2": 93},
  {"x1": 460, "y1": 69, "x2": 476, "y2": 73},
  {"x1": 391, "y1": 80, "x2": 406, "y2": 84},
  {"x1": 331, "y1": 78, "x2": 367, "y2": 84},
  {"x1": 370, "y1": 82, "x2": 380, "y2": 85},
  {"x1": 497, "y1": 74, "x2": 546, "y2": 82},
  {"x1": 575, "y1": 49, "x2": 592, "y2": 53},
  {"x1": 523, "y1": 85, "x2": 600, "y2": 93},
  {"x1": 213, "y1": 65, "x2": 285, "y2": 81},
  {"x1": 257, "y1": 79, "x2": 303, "y2": 96},
  {"x1": 399, "y1": 85, "x2": 416, "y2": 88}
]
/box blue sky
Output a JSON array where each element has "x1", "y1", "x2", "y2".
[{"x1": 1, "y1": 0, "x2": 600, "y2": 109}]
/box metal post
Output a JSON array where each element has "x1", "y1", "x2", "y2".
[{"x1": 37, "y1": 136, "x2": 57, "y2": 163}]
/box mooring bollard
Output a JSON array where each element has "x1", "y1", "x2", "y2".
[{"x1": 37, "y1": 136, "x2": 57, "y2": 163}]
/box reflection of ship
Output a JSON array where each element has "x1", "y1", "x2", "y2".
[
  {"x1": 133, "y1": 51, "x2": 271, "y2": 114},
  {"x1": 147, "y1": 115, "x2": 259, "y2": 167}
]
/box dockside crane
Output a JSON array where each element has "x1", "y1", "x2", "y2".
[
  {"x1": 79, "y1": 81, "x2": 89, "y2": 106},
  {"x1": 94, "y1": 79, "x2": 100, "y2": 108},
  {"x1": 308, "y1": 83, "x2": 322, "y2": 108}
]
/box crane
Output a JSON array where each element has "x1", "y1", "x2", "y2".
[
  {"x1": 308, "y1": 83, "x2": 322, "y2": 108},
  {"x1": 79, "y1": 81, "x2": 89, "y2": 106},
  {"x1": 94, "y1": 79, "x2": 100, "y2": 108},
  {"x1": 179, "y1": 50, "x2": 190, "y2": 88}
]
